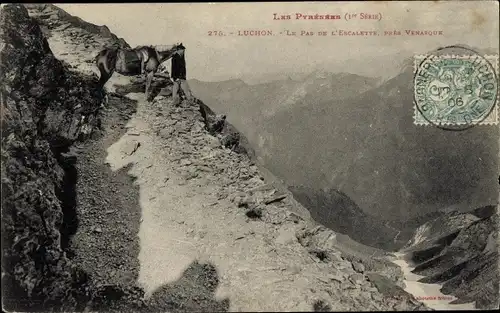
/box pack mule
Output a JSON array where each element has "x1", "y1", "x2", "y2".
[{"x1": 95, "y1": 44, "x2": 181, "y2": 101}]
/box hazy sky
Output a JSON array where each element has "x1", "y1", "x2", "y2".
[{"x1": 56, "y1": 1, "x2": 499, "y2": 81}]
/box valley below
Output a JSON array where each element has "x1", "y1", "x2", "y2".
[{"x1": 190, "y1": 40, "x2": 499, "y2": 311}]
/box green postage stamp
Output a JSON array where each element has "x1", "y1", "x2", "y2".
[{"x1": 413, "y1": 46, "x2": 499, "y2": 130}]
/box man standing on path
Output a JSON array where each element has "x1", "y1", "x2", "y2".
[{"x1": 171, "y1": 43, "x2": 194, "y2": 106}]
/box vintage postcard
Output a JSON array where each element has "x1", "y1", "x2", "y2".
[{"x1": 1, "y1": 1, "x2": 498, "y2": 312}]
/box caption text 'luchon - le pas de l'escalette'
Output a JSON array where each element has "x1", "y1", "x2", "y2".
[{"x1": 207, "y1": 12, "x2": 443, "y2": 37}]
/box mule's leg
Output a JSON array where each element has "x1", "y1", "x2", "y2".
[
  {"x1": 145, "y1": 70, "x2": 155, "y2": 102},
  {"x1": 97, "y1": 65, "x2": 108, "y2": 89},
  {"x1": 140, "y1": 59, "x2": 145, "y2": 75},
  {"x1": 97, "y1": 70, "x2": 113, "y2": 108},
  {"x1": 98, "y1": 70, "x2": 115, "y2": 90},
  {"x1": 97, "y1": 59, "x2": 114, "y2": 89},
  {"x1": 180, "y1": 79, "x2": 194, "y2": 102}
]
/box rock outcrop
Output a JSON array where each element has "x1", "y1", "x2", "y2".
[
  {"x1": 290, "y1": 186, "x2": 403, "y2": 251},
  {"x1": 115, "y1": 74, "x2": 255, "y2": 158},
  {"x1": 23, "y1": 3, "x2": 129, "y2": 48},
  {"x1": 0, "y1": 4, "x2": 139, "y2": 311}
]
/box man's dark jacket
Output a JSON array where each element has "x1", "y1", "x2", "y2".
[{"x1": 171, "y1": 53, "x2": 186, "y2": 80}]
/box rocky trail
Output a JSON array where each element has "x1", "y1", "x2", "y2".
[
  {"x1": 99, "y1": 89, "x2": 428, "y2": 311},
  {"x1": 2, "y1": 4, "x2": 434, "y2": 312},
  {"x1": 69, "y1": 94, "x2": 141, "y2": 288}
]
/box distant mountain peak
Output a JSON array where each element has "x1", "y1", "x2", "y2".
[
  {"x1": 434, "y1": 43, "x2": 498, "y2": 54},
  {"x1": 309, "y1": 69, "x2": 330, "y2": 79},
  {"x1": 221, "y1": 78, "x2": 247, "y2": 85}
]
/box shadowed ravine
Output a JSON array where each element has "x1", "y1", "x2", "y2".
[{"x1": 57, "y1": 152, "x2": 79, "y2": 254}]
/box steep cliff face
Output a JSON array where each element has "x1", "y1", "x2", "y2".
[
  {"x1": 402, "y1": 206, "x2": 499, "y2": 309},
  {"x1": 1, "y1": 4, "x2": 108, "y2": 310}
]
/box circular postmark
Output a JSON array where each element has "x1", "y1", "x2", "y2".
[{"x1": 413, "y1": 46, "x2": 498, "y2": 130}]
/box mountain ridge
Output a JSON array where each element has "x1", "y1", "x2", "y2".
[{"x1": 257, "y1": 49, "x2": 498, "y2": 222}]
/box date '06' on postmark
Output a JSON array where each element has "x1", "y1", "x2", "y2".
[{"x1": 413, "y1": 46, "x2": 499, "y2": 130}]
